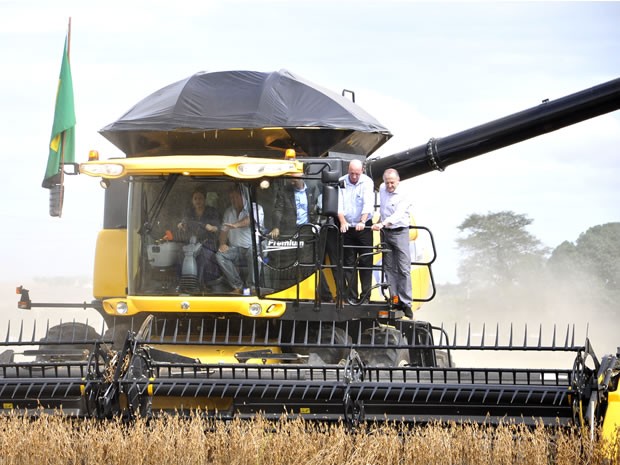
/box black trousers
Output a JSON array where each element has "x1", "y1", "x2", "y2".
[{"x1": 342, "y1": 222, "x2": 373, "y2": 300}]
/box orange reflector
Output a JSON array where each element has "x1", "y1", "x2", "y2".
[
  {"x1": 378, "y1": 311, "x2": 389, "y2": 318},
  {"x1": 88, "y1": 150, "x2": 99, "y2": 161}
]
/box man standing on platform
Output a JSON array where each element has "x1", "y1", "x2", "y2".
[
  {"x1": 337, "y1": 159, "x2": 375, "y2": 301},
  {"x1": 372, "y1": 168, "x2": 413, "y2": 318}
]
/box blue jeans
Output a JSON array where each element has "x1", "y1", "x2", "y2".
[{"x1": 216, "y1": 246, "x2": 253, "y2": 290}]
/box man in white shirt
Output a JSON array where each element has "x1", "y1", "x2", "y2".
[
  {"x1": 337, "y1": 159, "x2": 375, "y2": 301},
  {"x1": 372, "y1": 168, "x2": 413, "y2": 317}
]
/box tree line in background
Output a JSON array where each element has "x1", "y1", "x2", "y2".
[{"x1": 435, "y1": 211, "x2": 619, "y2": 324}]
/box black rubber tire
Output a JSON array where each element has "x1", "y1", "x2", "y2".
[
  {"x1": 292, "y1": 324, "x2": 352, "y2": 365},
  {"x1": 37, "y1": 323, "x2": 101, "y2": 362},
  {"x1": 357, "y1": 326, "x2": 410, "y2": 367}
]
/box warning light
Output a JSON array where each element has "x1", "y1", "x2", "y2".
[
  {"x1": 284, "y1": 149, "x2": 296, "y2": 159},
  {"x1": 88, "y1": 150, "x2": 99, "y2": 161}
]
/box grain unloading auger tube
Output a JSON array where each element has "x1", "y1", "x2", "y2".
[{"x1": 0, "y1": 317, "x2": 618, "y2": 431}]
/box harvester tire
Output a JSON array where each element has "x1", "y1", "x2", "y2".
[
  {"x1": 37, "y1": 323, "x2": 101, "y2": 362},
  {"x1": 357, "y1": 326, "x2": 410, "y2": 367},
  {"x1": 102, "y1": 321, "x2": 136, "y2": 349},
  {"x1": 292, "y1": 324, "x2": 351, "y2": 365}
]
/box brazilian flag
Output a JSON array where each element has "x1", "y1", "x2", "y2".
[{"x1": 42, "y1": 36, "x2": 75, "y2": 189}]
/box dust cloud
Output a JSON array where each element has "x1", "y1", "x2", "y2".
[{"x1": 416, "y1": 269, "x2": 619, "y2": 370}]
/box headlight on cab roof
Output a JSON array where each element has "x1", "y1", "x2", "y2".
[
  {"x1": 80, "y1": 163, "x2": 125, "y2": 177},
  {"x1": 236, "y1": 162, "x2": 298, "y2": 177}
]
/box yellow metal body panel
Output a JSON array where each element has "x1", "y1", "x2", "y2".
[
  {"x1": 266, "y1": 274, "x2": 318, "y2": 300},
  {"x1": 93, "y1": 229, "x2": 127, "y2": 299},
  {"x1": 80, "y1": 155, "x2": 302, "y2": 179},
  {"x1": 602, "y1": 388, "x2": 620, "y2": 444},
  {"x1": 102, "y1": 295, "x2": 286, "y2": 317},
  {"x1": 155, "y1": 343, "x2": 282, "y2": 364}
]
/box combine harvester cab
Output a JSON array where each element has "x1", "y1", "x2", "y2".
[{"x1": 2, "y1": 70, "x2": 619, "y2": 440}]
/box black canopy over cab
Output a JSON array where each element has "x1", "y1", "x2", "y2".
[{"x1": 100, "y1": 69, "x2": 391, "y2": 158}]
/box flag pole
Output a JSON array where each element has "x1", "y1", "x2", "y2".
[{"x1": 58, "y1": 17, "x2": 71, "y2": 218}]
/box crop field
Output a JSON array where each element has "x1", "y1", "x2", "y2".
[{"x1": 0, "y1": 413, "x2": 617, "y2": 465}]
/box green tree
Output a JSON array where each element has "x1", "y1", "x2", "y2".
[
  {"x1": 549, "y1": 222, "x2": 620, "y2": 290},
  {"x1": 456, "y1": 211, "x2": 549, "y2": 287}
]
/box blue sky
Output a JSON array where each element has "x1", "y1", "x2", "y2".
[{"x1": 0, "y1": 0, "x2": 618, "y2": 286}]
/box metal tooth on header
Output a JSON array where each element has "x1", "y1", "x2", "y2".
[
  {"x1": 237, "y1": 318, "x2": 244, "y2": 345},
  {"x1": 438, "y1": 322, "x2": 445, "y2": 346},
  {"x1": 199, "y1": 319, "x2": 205, "y2": 344},
  {"x1": 185, "y1": 318, "x2": 191, "y2": 343},
  {"x1": 160, "y1": 319, "x2": 167, "y2": 343},
  {"x1": 173, "y1": 319, "x2": 180, "y2": 343},
  {"x1": 452, "y1": 324, "x2": 457, "y2": 348},
  {"x1": 226, "y1": 318, "x2": 232, "y2": 345}
]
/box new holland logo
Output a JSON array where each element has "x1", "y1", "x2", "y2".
[{"x1": 264, "y1": 239, "x2": 305, "y2": 252}]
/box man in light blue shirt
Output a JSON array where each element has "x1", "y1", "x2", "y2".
[
  {"x1": 294, "y1": 182, "x2": 308, "y2": 225},
  {"x1": 268, "y1": 176, "x2": 329, "y2": 298},
  {"x1": 269, "y1": 176, "x2": 319, "y2": 237},
  {"x1": 337, "y1": 159, "x2": 375, "y2": 301},
  {"x1": 372, "y1": 168, "x2": 413, "y2": 317}
]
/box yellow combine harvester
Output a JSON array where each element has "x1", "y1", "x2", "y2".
[{"x1": 4, "y1": 70, "x2": 619, "y2": 442}]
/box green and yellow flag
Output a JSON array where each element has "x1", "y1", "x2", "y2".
[{"x1": 42, "y1": 35, "x2": 75, "y2": 189}]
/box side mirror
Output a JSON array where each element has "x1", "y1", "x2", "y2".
[
  {"x1": 320, "y1": 169, "x2": 341, "y2": 217},
  {"x1": 321, "y1": 185, "x2": 339, "y2": 217},
  {"x1": 321, "y1": 169, "x2": 340, "y2": 184}
]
